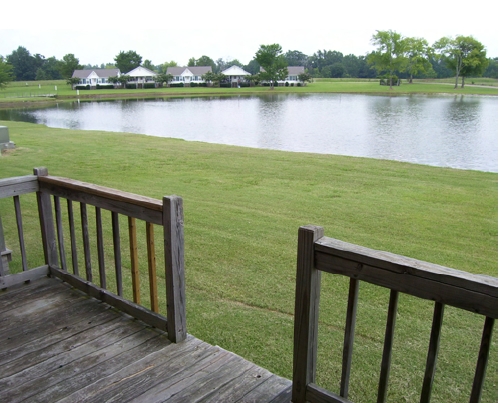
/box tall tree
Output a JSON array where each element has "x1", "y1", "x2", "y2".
[
  {"x1": 59, "y1": 53, "x2": 83, "y2": 79},
  {"x1": 434, "y1": 35, "x2": 488, "y2": 88},
  {"x1": 367, "y1": 30, "x2": 407, "y2": 89},
  {"x1": 255, "y1": 44, "x2": 288, "y2": 89},
  {"x1": 36, "y1": 56, "x2": 62, "y2": 80},
  {"x1": 284, "y1": 50, "x2": 308, "y2": 67},
  {"x1": 142, "y1": 59, "x2": 156, "y2": 71},
  {"x1": 114, "y1": 50, "x2": 142, "y2": 74},
  {"x1": 7, "y1": 46, "x2": 37, "y2": 81},
  {"x1": 0, "y1": 56, "x2": 14, "y2": 89},
  {"x1": 404, "y1": 37, "x2": 434, "y2": 82},
  {"x1": 189, "y1": 55, "x2": 216, "y2": 71}
]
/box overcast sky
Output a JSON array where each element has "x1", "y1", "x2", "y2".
[{"x1": 1, "y1": 1, "x2": 497, "y2": 67}]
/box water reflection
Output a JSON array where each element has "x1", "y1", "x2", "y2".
[{"x1": 0, "y1": 94, "x2": 496, "y2": 172}]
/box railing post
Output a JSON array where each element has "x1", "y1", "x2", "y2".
[
  {"x1": 34, "y1": 167, "x2": 58, "y2": 268},
  {"x1": 292, "y1": 225, "x2": 324, "y2": 403},
  {"x1": 163, "y1": 196, "x2": 186, "y2": 343}
]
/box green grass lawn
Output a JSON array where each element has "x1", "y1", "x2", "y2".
[{"x1": 0, "y1": 121, "x2": 497, "y2": 402}]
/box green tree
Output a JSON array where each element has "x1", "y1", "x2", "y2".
[
  {"x1": 483, "y1": 57, "x2": 498, "y2": 79},
  {"x1": 7, "y1": 46, "x2": 37, "y2": 81},
  {"x1": 0, "y1": 56, "x2": 14, "y2": 89},
  {"x1": 404, "y1": 37, "x2": 434, "y2": 83},
  {"x1": 59, "y1": 53, "x2": 83, "y2": 79},
  {"x1": 108, "y1": 74, "x2": 130, "y2": 89},
  {"x1": 284, "y1": 50, "x2": 308, "y2": 66},
  {"x1": 158, "y1": 61, "x2": 177, "y2": 74},
  {"x1": 142, "y1": 59, "x2": 156, "y2": 71},
  {"x1": 202, "y1": 71, "x2": 225, "y2": 87},
  {"x1": 367, "y1": 30, "x2": 407, "y2": 89},
  {"x1": 189, "y1": 55, "x2": 216, "y2": 71},
  {"x1": 298, "y1": 71, "x2": 313, "y2": 84},
  {"x1": 154, "y1": 72, "x2": 173, "y2": 87},
  {"x1": 434, "y1": 35, "x2": 488, "y2": 88},
  {"x1": 114, "y1": 51, "x2": 142, "y2": 74},
  {"x1": 255, "y1": 44, "x2": 288, "y2": 89},
  {"x1": 35, "y1": 56, "x2": 62, "y2": 80}
]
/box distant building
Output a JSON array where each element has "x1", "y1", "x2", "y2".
[
  {"x1": 259, "y1": 66, "x2": 306, "y2": 86},
  {"x1": 124, "y1": 66, "x2": 157, "y2": 88},
  {"x1": 71, "y1": 69, "x2": 121, "y2": 89},
  {"x1": 166, "y1": 66, "x2": 212, "y2": 86},
  {"x1": 221, "y1": 66, "x2": 252, "y2": 87}
]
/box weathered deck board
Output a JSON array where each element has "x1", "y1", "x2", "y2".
[{"x1": 0, "y1": 277, "x2": 291, "y2": 402}]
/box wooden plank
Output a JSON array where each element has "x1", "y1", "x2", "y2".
[
  {"x1": 49, "y1": 266, "x2": 168, "y2": 331},
  {"x1": 80, "y1": 202, "x2": 92, "y2": 282},
  {"x1": 112, "y1": 211, "x2": 123, "y2": 296},
  {"x1": 27, "y1": 334, "x2": 169, "y2": 403},
  {"x1": 314, "y1": 240, "x2": 497, "y2": 318},
  {"x1": 420, "y1": 302, "x2": 445, "y2": 403},
  {"x1": 0, "y1": 175, "x2": 38, "y2": 198},
  {"x1": 13, "y1": 195, "x2": 28, "y2": 272},
  {"x1": 67, "y1": 200, "x2": 79, "y2": 276},
  {"x1": 58, "y1": 336, "x2": 208, "y2": 403},
  {"x1": 0, "y1": 265, "x2": 49, "y2": 289},
  {"x1": 34, "y1": 167, "x2": 58, "y2": 267},
  {"x1": 38, "y1": 177, "x2": 163, "y2": 225},
  {"x1": 340, "y1": 278, "x2": 359, "y2": 398},
  {"x1": 163, "y1": 195, "x2": 187, "y2": 342},
  {"x1": 96, "y1": 207, "x2": 106, "y2": 289},
  {"x1": 54, "y1": 196, "x2": 67, "y2": 271},
  {"x1": 377, "y1": 290, "x2": 399, "y2": 403},
  {"x1": 306, "y1": 383, "x2": 352, "y2": 403},
  {"x1": 242, "y1": 375, "x2": 293, "y2": 403},
  {"x1": 128, "y1": 216, "x2": 140, "y2": 304},
  {"x1": 470, "y1": 316, "x2": 495, "y2": 403},
  {"x1": 146, "y1": 221, "x2": 158, "y2": 313},
  {"x1": 0, "y1": 276, "x2": 57, "y2": 314},
  {"x1": 292, "y1": 225, "x2": 324, "y2": 403}
]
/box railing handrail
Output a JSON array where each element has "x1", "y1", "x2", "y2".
[
  {"x1": 315, "y1": 236, "x2": 497, "y2": 318},
  {"x1": 292, "y1": 225, "x2": 498, "y2": 403}
]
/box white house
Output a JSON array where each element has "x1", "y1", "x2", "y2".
[
  {"x1": 71, "y1": 69, "x2": 121, "y2": 89},
  {"x1": 221, "y1": 65, "x2": 251, "y2": 87},
  {"x1": 259, "y1": 66, "x2": 306, "y2": 86},
  {"x1": 166, "y1": 66, "x2": 212, "y2": 86},
  {"x1": 125, "y1": 66, "x2": 157, "y2": 88}
]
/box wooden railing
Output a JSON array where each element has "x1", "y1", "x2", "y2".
[
  {"x1": 0, "y1": 168, "x2": 186, "y2": 343},
  {"x1": 292, "y1": 225, "x2": 497, "y2": 403}
]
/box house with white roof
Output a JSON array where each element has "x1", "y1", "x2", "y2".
[
  {"x1": 125, "y1": 66, "x2": 157, "y2": 88},
  {"x1": 221, "y1": 65, "x2": 252, "y2": 87},
  {"x1": 71, "y1": 69, "x2": 121, "y2": 89},
  {"x1": 259, "y1": 66, "x2": 306, "y2": 86},
  {"x1": 166, "y1": 66, "x2": 212, "y2": 86}
]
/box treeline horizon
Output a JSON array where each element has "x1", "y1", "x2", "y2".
[{"x1": 2, "y1": 42, "x2": 498, "y2": 83}]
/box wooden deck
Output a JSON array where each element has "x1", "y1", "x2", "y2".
[{"x1": 0, "y1": 276, "x2": 292, "y2": 403}]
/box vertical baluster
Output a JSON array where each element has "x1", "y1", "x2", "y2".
[
  {"x1": 341, "y1": 277, "x2": 360, "y2": 398},
  {"x1": 112, "y1": 212, "x2": 122, "y2": 296},
  {"x1": 0, "y1": 215, "x2": 6, "y2": 276},
  {"x1": 146, "y1": 222, "x2": 158, "y2": 313},
  {"x1": 54, "y1": 196, "x2": 67, "y2": 271},
  {"x1": 80, "y1": 202, "x2": 92, "y2": 282},
  {"x1": 469, "y1": 316, "x2": 495, "y2": 403},
  {"x1": 96, "y1": 207, "x2": 106, "y2": 289},
  {"x1": 14, "y1": 196, "x2": 28, "y2": 272},
  {"x1": 67, "y1": 200, "x2": 79, "y2": 276},
  {"x1": 128, "y1": 216, "x2": 140, "y2": 304},
  {"x1": 420, "y1": 302, "x2": 445, "y2": 403},
  {"x1": 377, "y1": 289, "x2": 399, "y2": 403}
]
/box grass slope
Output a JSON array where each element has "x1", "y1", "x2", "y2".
[{"x1": 0, "y1": 121, "x2": 497, "y2": 402}]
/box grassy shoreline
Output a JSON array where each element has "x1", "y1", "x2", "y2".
[
  {"x1": 0, "y1": 121, "x2": 496, "y2": 402},
  {"x1": 0, "y1": 78, "x2": 497, "y2": 108}
]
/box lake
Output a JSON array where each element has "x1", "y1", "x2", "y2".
[{"x1": 1, "y1": 93, "x2": 497, "y2": 172}]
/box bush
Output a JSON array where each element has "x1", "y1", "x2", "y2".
[
  {"x1": 285, "y1": 82, "x2": 289, "y2": 87},
  {"x1": 144, "y1": 83, "x2": 156, "y2": 89},
  {"x1": 75, "y1": 85, "x2": 90, "y2": 90},
  {"x1": 169, "y1": 83, "x2": 184, "y2": 88},
  {"x1": 96, "y1": 84, "x2": 114, "y2": 90}
]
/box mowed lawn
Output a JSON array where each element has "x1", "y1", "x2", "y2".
[{"x1": 0, "y1": 120, "x2": 497, "y2": 402}]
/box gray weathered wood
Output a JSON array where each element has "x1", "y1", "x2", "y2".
[
  {"x1": 420, "y1": 302, "x2": 445, "y2": 403},
  {"x1": 67, "y1": 200, "x2": 79, "y2": 276},
  {"x1": 470, "y1": 316, "x2": 495, "y2": 403},
  {"x1": 0, "y1": 175, "x2": 38, "y2": 198},
  {"x1": 38, "y1": 176, "x2": 163, "y2": 225},
  {"x1": 96, "y1": 206, "x2": 106, "y2": 289},
  {"x1": 292, "y1": 225, "x2": 324, "y2": 403},
  {"x1": 13, "y1": 195, "x2": 28, "y2": 272},
  {"x1": 80, "y1": 202, "x2": 92, "y2": 282},
  {"x1": 34, "y1": 167, "x2": 58, "y2": 267},
  {"x1": 0, "y1": 265, "x2": 49, "y2": 289},
  {"x1": 112, "y1": 211, "x2": 123, "y2": 296},
  {"x1": 314, "y1": 237, "x2": 497, "y2": 318},
  {"x1": 54, "y1": 196, "x2": 67, "y2": 271},
  {"x1": 340, "y1": 278, "x2": 359, "y2": 398},
  {"x1": 163, "y1": 195, "x2": 187, "y2": 342},
  {"x1": 377, "y1": 289, "x2": 399, "y2": 403}
]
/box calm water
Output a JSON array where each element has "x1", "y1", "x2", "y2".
[{"x1": 1, "y1": 93, "x2": 497, "y2": 172}]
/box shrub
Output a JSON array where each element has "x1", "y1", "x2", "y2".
[
  {"x1": 144, "y1": 83, "x2": 156, "y2": 89},
  {"x1": 75, "y1": 85, "x2": 90, "y2": 90},
  {"x1": 169, "y1": 83, "x2": 184, "y2": 88},
  {"x1": 96, "y1": 84, "x2": 114, "y2": 90}
]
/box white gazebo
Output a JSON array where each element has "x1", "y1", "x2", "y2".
[
  {"x1": 125, "y1": 66, "x2": 157, "y2": 88},
  {"x1": 221, "y1": 65, "x2": 251, "y2": 87}
]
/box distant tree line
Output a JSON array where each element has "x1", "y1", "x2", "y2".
[{"x1": 1, "y1": 33, "x2": 497, "y2": 89}]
